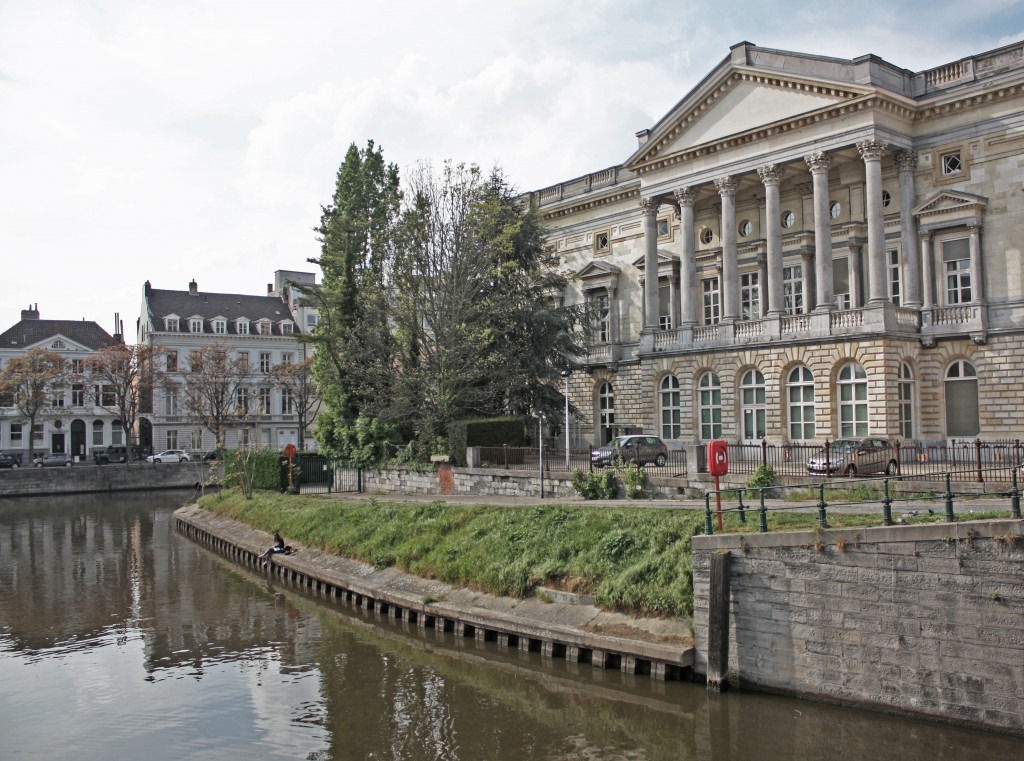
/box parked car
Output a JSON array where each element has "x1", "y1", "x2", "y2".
[
  {"x1": 203, "y1": 449, "x2": 223, "y2": 462},
  {"x1": 806, "y1": 437, "x2": 898, "y2": 477},
  {"x1": 34, "y1": 453, "x2": 74, "y2": 468},
  {"x1": 0, "y1": 453, "x2": 21, "y2": 469},
  {"x1": 147, "y1": 449, "x2": 192, "y2": 464},
  {"x1": 591, "y1": 435, "x2": 668, "y2": 468}
]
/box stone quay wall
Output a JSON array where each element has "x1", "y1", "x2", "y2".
[
  {"x1": 692, "y1": 520, "x2": 1024, "y2": 735},
  {"x1": 0, "y1": 463, "x2": 207, "y2": 497}
]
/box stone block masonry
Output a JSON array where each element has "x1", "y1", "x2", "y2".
[{"x1": 692, "y1": 520, "x2": 1024, "y2": 735}]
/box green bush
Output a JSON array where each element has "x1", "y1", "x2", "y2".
[
  {"x1": 613, "y1": 460, "x2": 649, "y2": 499},
  {"x1": 746, "y1": 463, "x2": 775, "y2": 491},
  {"x1": 572, "y1": 468, "x2": 620, "y2": 499},
  {"x1": 224, "y1": 449, "x2": 286, "y2": 493}
]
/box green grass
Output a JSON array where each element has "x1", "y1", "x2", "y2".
[{"x1": 199, "y1": 490, "x2": 706, "y2": 618}]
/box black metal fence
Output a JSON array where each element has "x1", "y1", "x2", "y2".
[{"x1": 476, "y1": 445, "x2": 688, "y2": 477}]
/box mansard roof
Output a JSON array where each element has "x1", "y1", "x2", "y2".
[
  {"x1": 146, "y1": 287, "x2": 295, "y2": 335},
  {"x1": 0, "y1": 319, "x2": 114, "y2": 351}
]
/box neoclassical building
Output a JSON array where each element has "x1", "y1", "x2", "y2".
[{"x1": 533, "y1": 41, "x2": 1024, "y2": 449}]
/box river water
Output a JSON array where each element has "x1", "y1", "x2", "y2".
[{"x1": 1, "y1": 491, "x2": 1020, "y2": 761}]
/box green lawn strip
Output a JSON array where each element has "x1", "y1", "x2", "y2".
[{"x1": 198, "y1": 490, "x2": 705, "y2": 618}]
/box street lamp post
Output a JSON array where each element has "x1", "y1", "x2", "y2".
[
  {"x1": 536, "y1": 411, "x2": 546, "y2": 499},
  {"x1": 561, "y1": 370, "x2": 572, "y2": 471}
]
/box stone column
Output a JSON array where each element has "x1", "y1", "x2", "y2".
[
  {"x1": 920, "y1": 231, "x2": 935, "y2": 309},
  {"x1": 968, "y1": 222, "x2": 984, "y2": 303},
  {"x1": 806, "y1": 151, "x2": 834, "y2": 311},
  {"x1": 674, "y1": 187, "x2": 698, "y2": 327},
  {"x1": 896, "y1": 150, "x2": 921, "y2": 308},
  {"x1": 758, "y1": 165, "x2": 784, "y2": 316},
  {"x1": 849, "y1": 243, "x2": 863, "y2": 308},
  {"x1": 801, "y1": 248, "x2": 815, "y2": 314},
  {"x1": 715, "y1": 176, "x2": 739, "y2": 321},
  {"x1": 858, "y1": 139, "x2": 888, "y2": 305},
  {"x1": 641, "y1": 197, "x2": 660, "y2": 330}
]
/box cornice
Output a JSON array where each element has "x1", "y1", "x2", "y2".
[{"x1": 539, "y1": 186, "x2": 641, "y2": 221}]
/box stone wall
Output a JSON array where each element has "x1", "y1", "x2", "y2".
[
  {"x1": 692, "y1": 520, "x2": 1024, "y2": 734},
  {"x1": 360, "y1": 467, "x2": 579, "y2": 500},
  {"x1": 0, "y1": 463, "x2": 207, "y2": 497}
]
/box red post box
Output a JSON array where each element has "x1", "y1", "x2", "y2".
[{"x1": 708, "y1": 440, "x2": 729, "y2": 477}]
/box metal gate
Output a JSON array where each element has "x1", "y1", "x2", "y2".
[{"x1": 296, "y1": 455, "x2": 362, "y2": 494}]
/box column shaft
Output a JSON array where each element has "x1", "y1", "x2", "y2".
[
  {"x1": 641, "y1": 198, "x2": 660, "y2": 330},
  {"x1": 675, "y1": 188, "x2": 698, "y2": 326},
  {"x1": 759, "y1": 165, "x2": 784, "y2": 316},
  {"x1": 896, "y1": 150, "x2": 921, "y2": 308},
  {"x1": 859, "y1": 140, "x2": 888, "y2": 305},
  {"x1": 807, "y1": 151, "x2": 833, "y2": 311},
  {"x1": 716, "y1": 177, "x2": 739, "y2": 321}
]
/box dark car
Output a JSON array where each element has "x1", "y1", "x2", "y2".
[
  {"x1": 203, "y1": 449, "x2": 223, "y2": 462},
  {"x1": 0, "y1": 453, "x2": 20, "y2": 469},
  {"x1": 806, "y1": 437, "x2": 898, "y2": 477},
  {"x1": 34, "y1": 453, "x2": 74, "y2": 468},
  {"x1": 591, "y1": 435, "x2": 668, "y2": 468}
]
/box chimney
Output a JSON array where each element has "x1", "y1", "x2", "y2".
[
  {"x1": 635, "y1": 128, "x2": 650, "y2": 147},
  {"x1": 189, "y1": 279, "x2": 198, "y2": 295},
  {"x1": 21, "y1": 303, "x2": 39, "y2": 320},
  {"x1": 268, "y1": 283, "x2": 273, "y2": 295},
  {"x1": 144, "y1": 280, "x2": 152, "y2": 297}
]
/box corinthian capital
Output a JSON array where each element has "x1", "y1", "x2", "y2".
[
  {"x1": 639, "y1": 196, "x2": 661, "y2": 215},
  {"x1": 757, "y1": 164, "x2": 782, "y2": 186},
  {"x1": 857, "y1": 139, "x2": 887, "y2": 162},
  {"x1": 674, "y1": 186, "x2": 697, "y2": 207},
  {"x1": 714, "y1": 176, "x2": 736, "y2": 197},
  {"x1": 805, "y1": 151, "x2": 832, "y2": 174},
  {"x1": 895, "y1": 149, "x2": 918, "y2": 173}
]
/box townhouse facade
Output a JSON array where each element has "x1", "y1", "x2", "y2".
[
  {"x1": 532, "y1": 41, "x2": 1024, "y2": 450},
  {"x1": 137, "y1": 271, "x2": 319, "y2": 454},
  {"x1": 0, "y1": 305, "x2": 120, "y2": 460}
]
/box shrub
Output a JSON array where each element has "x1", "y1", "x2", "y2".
[{"x1": 572, "y1": 468, "x2": 620, "y2": 499}]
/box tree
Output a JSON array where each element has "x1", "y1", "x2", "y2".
[
  {"x1": 308, "y1": 140, "x2": 401, "y2": 453},
  {"x1": 0, "y1": 348, "x2": 69, "y2": 461},
  {"x1": 267, "y1": 357, "x2": 320, "y2": 451},
  {"x1": 86, "y1": 343, "x2": 163, "y2": 461},
  {"x1": 179, "y1": 344, "x2": 251, "y2": 446}
]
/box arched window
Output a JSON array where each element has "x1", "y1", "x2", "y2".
[
  {"x1": 837, "y1": 363, "x2": 868, "y2": 437},
  {"x1": 659, "y1": 376, "x2": 681, "y2": 441},
  {"x1": 598, "y1": 382, "x2": 615, "y2": 444},
  {"x1": 945, "y1": 360, "x2": 979, "y2": 438},
  {"x1": 698, "y1": 372, "x2": 722, "y2": 441},
  {"x1": 787, "y1": 366, "x2": 815, "y2": 440},
  {"x1": 740, "y1": 369, "x2": 766, "y2": 441},
  {"x1": 898, "y1": 363, "x2": 915, "y2": 439}
]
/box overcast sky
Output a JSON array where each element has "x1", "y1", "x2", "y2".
[{"x1": 2, "y1": 1, "x2": 1022, "y2": 335}]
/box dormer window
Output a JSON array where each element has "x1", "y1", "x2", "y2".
[
  {"x1": 190, "y1": 318, "x2": 203, "y2": 333},
  {"x1": 213, "y1": 317, "x2": 227, "y2": 334},
  {"x1": 164, "y1": 317, "x2": 179, "y2": 332},
  {"x1": 236, "y1": 318, "x2": 249, "y2": 335},
  {"x1": 280, "y1": 321, "x2": 294, "y2": 335},
  {"x1": 257, "y1": 320, "x2": 272, "y2": 336}
]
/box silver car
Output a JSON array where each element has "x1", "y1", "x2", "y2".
[
  {"x1": 806, "y1": 438, "x2": 898, "y2": 477},
  {"x1": 147, "y1": 449, "x2": 191, "y2": 464}
]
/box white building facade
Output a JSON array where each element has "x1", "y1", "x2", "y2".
[
  {"x1": 533, "y1": 41, "x2": 1024, "y2": 449},
  {"x1": 137, "y1": 272, "x2": 319, "y2": 454}
]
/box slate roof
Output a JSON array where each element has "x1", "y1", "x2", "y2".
[
  {"x1": 146, "y1": 287, "x2": 296, "y2": 336},
  {"x1": 0, "y1": 320, "x2": 115, "y2": 351}
]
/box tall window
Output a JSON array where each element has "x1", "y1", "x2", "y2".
[
  {"x1": 281, "y1": 388, "x2": 294, "y2": 415},
  {"x1": 787, "y1": 367, "x2": 815, "y2": 440},
  {"x1": 192, "y1": 428, "x2": 203, "y2": 451},
  {"x1": 837, "y1": 363, "x2": 868, "y2": 437},
  {"x1": 702, "y1": 277, "x2": 720, "y2": 325},
  {"x1": 740, "y1": 273, "x2": 760, "y2": 320},
  {"x1": 659, "y1": 376, "x2": 681, "y2": 441},
  {"x1": 833, "y1": 258, "x2": 850, "y2": 309},
  {"x1": 783, "y1": 264, "x2": 803, "y2": 315},
  {"x1": 281, "y1": 352, "x2": 294, "y2": 366},
  {"x1": 943, "y1": 238, "x2": 971, "y2": 304},
  {"x1": 111, "y1": 427, "x2": 123, "y2": 446},
  {"x1": 698, "y1": 372, "x2": 722, "y2": 441},
  {"x1": 92, "y1": 420, "x2": 104, "y2": 446},
  {"x1": 71, "y1": 359, "x2": 85, "y2": 374},
  {"x1": 236, "y1": 387, "x2": 249, "y2": 415},
  {"x1": 259, "y1": 387, "x2": 271, "y2": 415},
  {"x1": 740, "y1": 369, "x2": 766, "y2": 441},
  {"x1": 166, "y1": 351, "x2": 178, "y2": 372},
  {"x1": 590, "y1": 292, "x2": 610, "y2": 343},
  {"x1": 887, "y1": 250, "x2": 902, "y2": 306},
  {"x1": 260, "y1": 352, "x2": 271, "y2": 373},
  {"x1": 238, "y1": 351, "x2": 249, "y2": 371},
  {"x1": 166, "y1": 430, "x2": 178, "y2": 450},
  {"x1": 165, "y1": 392, "x2": 178, "y2": 416},
  {"x1": 658, "y1": 283, "x2": 672, "y2": 330},
  {"x1": 598, "y1": 382, "x2": 614, "y2": 444},
  {"x1": 898, "y1": 363, "x2": 915, "y2": 439},
  {"x1": 11, "y1": 424, "x2": 23, "y2": 445},
  {"x1": 71, "y1": 384, "x2": 85, "y2": 407},
  {"x1": 945, "y1": 360, "x2": 979, "y2": 437}
]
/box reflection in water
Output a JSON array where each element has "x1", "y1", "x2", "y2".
[{"x1": 0, "y1": 492, "x2": 1019, "y2": 761}]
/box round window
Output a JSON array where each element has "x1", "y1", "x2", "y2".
[
  {"x1": 782, "y1": 211, "x2": 795, "y2": 228},
  {"x1": 738, "y1": 219, "x2": 752, "y2": 237},
  {"x1": 829, "y1": 201, "x2": 841, "y2": 219},
  {"x1": 700, "y1": 228, "x2": 714, "y2": 245},
  {"x1": 881, "y1": 190, "x2": 891, "y2": 208}
]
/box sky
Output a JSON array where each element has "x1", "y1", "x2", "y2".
[{"x1": 2, "y1": 0, "x2": 1023, "y2": 336}]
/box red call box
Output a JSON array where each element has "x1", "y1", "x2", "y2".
[{"x1": 707, "y1": 440, "x2": 729, "y2": 477}]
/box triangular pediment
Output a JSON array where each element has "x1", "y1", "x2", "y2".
[
  {"x1": 26, "y1": 334, "x2": 93, "y2": 353},
  {"x1": 631, "y1": 249, "x2": 680, "y2": 272},
  {"x1": 578, "y1": 261, "x2": 622, "y2": 280},
  {"x1": 913, "y1": 190, "x2": 987, "y2": 218}
]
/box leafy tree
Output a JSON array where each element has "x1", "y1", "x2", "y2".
[
  {"x1": 179, "y1": 344, "x2": 251, "y2": 446},
  {"x1": 0, "y1": 348, "x2": 69, "y2": 461},
  {"x1": 267, "y1": 357, "x2": 320, "y2": 451},
  {"x1": 86, "y1": 343, "x2": 163, "y2": 461}
]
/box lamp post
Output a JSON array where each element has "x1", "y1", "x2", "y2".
[
  {"x1": 535, "y1": 411, "x2": 546, "y2": 499},
  {"x1": 561, "y1": 370, "x2": 572, "y2": 471}
]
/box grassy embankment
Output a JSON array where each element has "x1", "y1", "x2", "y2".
[{"x1": 198, "y1": 489, "x2": 1014, "y2": 618}]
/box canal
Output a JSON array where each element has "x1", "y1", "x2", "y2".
[{"x1": 1, "y1": 491, "x2": 1019, "y2": 760}]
